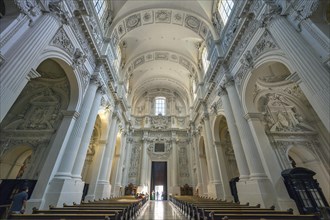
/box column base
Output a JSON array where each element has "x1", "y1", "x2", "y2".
[
  {"x1": 236, "y1": 178, "x2": 275, "y2": 208},
  {"x1": 94, "y1": 181, "x2": 111, "y2": 200},
  {"x1": 112, "y1": 185, "x2": 123, "y2": 197},
  {"x1": 207, "y1": 182, "x2": 226, "y2": 200},
  {"x1": 26, "y1": 199, "x2": 43, "y2": 214},
  {"x1": 169, "y1": 186, "x2": 181, "y2": 196},
  {"x1": 195, "y1": 184, "x2": 203, "y2": 196},
  {"x1": 43, "y1": 178, "x2": 85, "y2": 209}
]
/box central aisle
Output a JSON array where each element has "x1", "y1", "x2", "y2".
[{"x1": 137, "y1": 201, "x2": 187, "y2": 220}]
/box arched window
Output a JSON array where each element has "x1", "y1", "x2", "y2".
[
  {"x1": 155, "y1": 97, "x2": 166, "y2": 116},
  {"x1": 114, "y1": 46, "x2": 121, "y2": 72},
  {"x1": 93, "y1": 0, "x2": 106, "y2": 19},
  {"x1": 202, "y1": 47, "x2": 210, "y2": 73},
  {"x1": 218, "y1": 0, "x2": 234, "y2": 25}
]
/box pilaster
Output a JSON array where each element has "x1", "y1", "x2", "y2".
[{"x1": 267, "y1": 14, "x2": 330, "y2": 131}]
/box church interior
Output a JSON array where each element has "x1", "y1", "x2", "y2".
[{"x1": 0, "y1": 0, "x2": 329, "y2": 219}]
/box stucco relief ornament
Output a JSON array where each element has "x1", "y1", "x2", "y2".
[
  {"x1": 240, "y1": 50, "x2": 254, "y2": 68},
  {"x1": 72, "y1": 48, "x2": 87, "y2": 68},
  {"x1": 51, "y1": 28, "x2": 75, "y2": 55}
]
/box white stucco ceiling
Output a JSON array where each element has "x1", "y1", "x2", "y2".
[{"x1": 109, "y1": 0, "x2": 215, "y2": 107}]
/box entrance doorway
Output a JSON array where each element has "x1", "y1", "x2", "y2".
[
  {"x1": 155, "y1": 185, "x2": 163, "y2": 200},
  {"x1": 151, "y1": 161, "x2": 167, "y2": 200}
]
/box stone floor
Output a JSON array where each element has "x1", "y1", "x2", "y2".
[{"x1": 137, "y1": 200, "x2": 187, "y2": 220}]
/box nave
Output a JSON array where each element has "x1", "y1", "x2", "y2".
[{"x1": 137, "y1": 201, "x2": 186, "y2": 220}]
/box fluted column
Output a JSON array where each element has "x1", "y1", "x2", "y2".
[
  {"x1": 71, "y1": 86, "x2": 104, "y2": 179},
  {"x1": 223, "y1": 77, "x2": 277, "y2": 208},
  {"x1": 171, "y1": 137, "x2": 178, "y2": 187},
  {"x1": 244, "y1": 112, "x2": 297, "y2": 210},
  {"x1": 104, "y1": 118, "x2": 120, "y2": 182},
  {"x1": 113, "y1": 130, "x2": 127, "y2": 196},
  {"x1": 95, "y1": 112, "x2": 119, "y2": 199},
  {"x1": 122, "y1": 137, "x2": 133, "y2": 187},
  {"x1": 202, "y1": 110, "x2": 224, "y2": 199},
  {"x1": 0, "y1": 14, "x2": 61, "y2": 122},
  {"x1": 54, "y1": 76, "x2": 100, "y2": 179},
  {"x1": 84, "y1": 140, "x2": 106, "y2": 201},
  {"x1": 140, "y1": 131, "x2": 149, "y2": 186},
  {"x1": 266, "y1": 14, "x2": 330, "y2": 131},
  {"x1": 223, "y1": 79, "x2": 266, "y2": 178},
  {"x1": 192, "y1": 132, "x2": 203, "y2": 195},
  {"x1": 214, "y1": 141, "x2": 233, "y2": 201},
  {"x1": 27, "y1": 110, "x2": 79, "y2": 210},
  {"x1": 218, "y1": 88, "x2": 250, "y2": 179}
]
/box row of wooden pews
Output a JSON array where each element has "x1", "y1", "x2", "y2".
[
  {"x1": 8, "y1": 195, "x2": 148, "y2": 220},
  {"x1": 170, "y1": 195, "x2": 320, "y2": 220}
]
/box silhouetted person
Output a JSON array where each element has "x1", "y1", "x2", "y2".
[{"x1": 10, "y1": 186, "x2": 29, "y2": 214}]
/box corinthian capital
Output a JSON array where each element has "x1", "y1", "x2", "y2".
[
  {"x1": 218, "y1": 87, "x2": 227, "y2": 97},
  {"x1": 90, "y1": 74, "x2": 102, "y2": 86},
  {"x1": 260, "y1": 0, "x2": 282, "y2": 27},
  {"x1": 222, "y1": 76, "x2": 235, "y2": 88}
]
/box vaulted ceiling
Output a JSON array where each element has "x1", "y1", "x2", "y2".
[{"x1": 108, "y1": 0, "x2": 217, "y2": 107}]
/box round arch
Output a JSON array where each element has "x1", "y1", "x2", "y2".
[
  {"x1": 36, "y1": 47, "x2": 83, "y2": 111},
  {"x1": 0, "y1": 144, "x2": 33, "y2": 179},
  {"x1": 241, "y1": 51, "x2": 295, "y2": 113},
  {"x1": 287, "y1": 145, "x2": 330, "y2": 202}
]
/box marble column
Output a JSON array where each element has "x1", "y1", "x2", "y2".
[
  {"x1": 170, "y1": 135, "x2": 180, "y2": 195},
  {"x1": 84, "y1": 140, "x2": 106, "y2": 201},
  {"x1": 267, "y1": 15, "x2": 330, "y2": 131},
  {"x1": 214, "y1": 141, "x2": 233, "y2": 201},
  {"x1": 54, "y1": 76, "x2": 100, "y2": 179},
  {"x1": 139, "y1": 132, "x2": 149, "y2": 188},
  {"x1": 113, "y1": 131, "x2": 128, "y2": 196},
  {"x1": 218, "y1": 88, "x2": 250, "y2": 179},
  {"x1": 122, "y1": 137, "x2": 133, "y2": 187},
  {"x1": 43, "y1": 77, "x2": 100, "y2": 207},
  {"x1": 223, "y1": 79, "x2": 266, "y2": 178},
  {"x1": 71, "y1": 86, "x2": 104, "y2": 179},
  {"x1": 27, "y1": 110, "x2": 79, "y2": 211},
  {"x1": 223, "y1": 77, "x2": 274, "y2": 208},
  {"x1": 0, "y1": 14, "x2": 61, "y2": 122},
  {"x1": 95, "y1": 112, "x2": 119, "y2": 199},
  {"x1": 192, "y1": 131, "x2": 203, "y2": 196},
  {"x1": 202, "y1": 110, "x2": 224, "y2": 199},
  {"x1": 245, "y1": 112, "x2": 297, "y2": 211}
]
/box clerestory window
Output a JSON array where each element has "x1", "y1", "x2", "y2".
[
  {"x1": 218, "y1": 0, "x2": 234, "y2": 25},
  {"x1": 155, "y1": 97, "x2": 166, "y2": 116},
  {"x1": 202, "y1": 47, "x2": 210, "y2": 73},
  {"x1": 93, "y1": 0, "x2": 106, "y2": 19}
]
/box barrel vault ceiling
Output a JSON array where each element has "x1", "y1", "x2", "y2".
[{"x1": 109, "y1": 0, "x2": 216, "y2": 106}]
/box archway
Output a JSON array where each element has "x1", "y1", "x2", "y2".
[
  {"x1": 242, "y1": 58, "x2": 330, "y2": 208},
  {"x1": 288, "y1": 145, "x2": 330, "y2": 203}
]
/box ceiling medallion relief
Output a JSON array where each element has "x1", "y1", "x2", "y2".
[
  {"x1": 111, "y1": 9, "x2": 211, "y2": 47},
  {"x1": 126, "y1": 51, "x2": 198, "y2": 79}
]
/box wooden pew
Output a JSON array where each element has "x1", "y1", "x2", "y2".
[
  {"x1": 170, "y1": 195, "x2": 320, "y2": 220},
  {"x1": 210, "y1": 212, "x2": 319, "y2": 220},
  {"x1": 9, "y1": 213, "x2": 116, "y2": 220}
]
